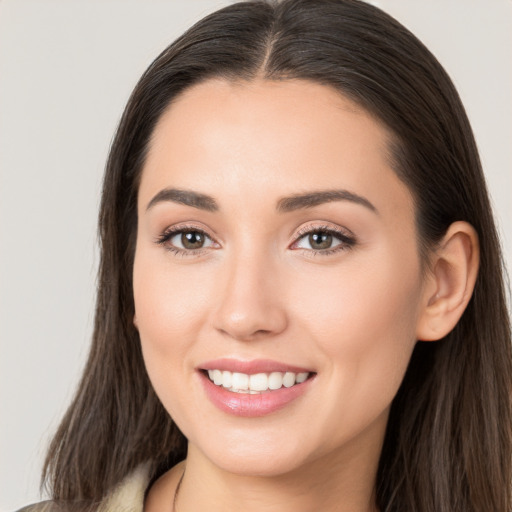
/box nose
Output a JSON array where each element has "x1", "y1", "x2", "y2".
[{"x1": 212, "y1": 252, "x2": 288, "y2": 341}]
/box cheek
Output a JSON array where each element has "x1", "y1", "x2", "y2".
[
  {"x1": 133, "y1": 248, "x2": 213, "y2": 344},
  {"x1": 295, "y1": 250, "x2": 421, "y2": 338},
  {"x1": 132, "y1": 246, "x2": 216, "y2": 391},
  {"x1": 290, "y1": 248, "x2": 422, "y2": 410},
  {"x1": 133, "y1": 248, "x2": 219, "y2": 426}
]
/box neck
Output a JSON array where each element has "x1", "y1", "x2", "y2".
[{"x1": 175, "y1": 441, "x2": 380, "y2": 512}]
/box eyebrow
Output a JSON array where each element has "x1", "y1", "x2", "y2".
[
  {"x1": 146, "y1": 187, "x2": 377, "y2": 215},
  {"x1": 146, "y1": 188, "x2": 219, "y2": 212},
  {"x1": 277, "y1": 189, "x2": 378, "y2": 214}
]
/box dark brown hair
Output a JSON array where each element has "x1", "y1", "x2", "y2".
[{"x1": 42, "y1": 1, "x2": 512, "y2": 510}]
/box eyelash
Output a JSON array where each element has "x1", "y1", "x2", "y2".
[
  {"x1": 292, "y1": 225, "x2": 356, "y2": 256},
  {"x1": 155, "y1": 224, "x2": 356, "y2": 257},
  {"x1": 155, "y1": 224, "x2": 215, "y2": 257}
]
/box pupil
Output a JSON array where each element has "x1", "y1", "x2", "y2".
[
  {"x1": 182, "y1": 231, "x2": 204, "y2": 249},
  {"x1": 309, "y1": 232, "x2": 332, "y2": 250}
]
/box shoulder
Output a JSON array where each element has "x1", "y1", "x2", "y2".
[
  {"x1": 96, "y1": 462, "x2": 152, "y2": 512},
  {"x1": 14, "y1": 463, "x2": 152, "y2": 512},
  {"x1": 15, "y1": 503, "x2": 55, "y2": 512},
  {"x1": 14, "y1": 502, "x2": 89, "y2": 512}
]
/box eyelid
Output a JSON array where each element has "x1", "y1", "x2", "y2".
[
  {"x1": 155, "y1": 223, "x2": 220, "y2": 255},
  {"x1": 289, "y1": 223, "x2": 357, "y2": 254},
  {"x1": 154, "y1": 221, "x2": 356, "y2": 257},
  {"x1": 293, "y1": 222, "x2": 355, "y2": 239}
]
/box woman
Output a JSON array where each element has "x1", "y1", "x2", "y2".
[{"x1": 18, "y1": 0, "x2": 511, "y2": 511}]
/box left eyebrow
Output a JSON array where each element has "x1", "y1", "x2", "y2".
[
  {"x1": 146, "y1": 188, "x2": 219, "y2": 212},
  {"x1": 276, "y1": 189, "x2": 378, "y2": 214}
]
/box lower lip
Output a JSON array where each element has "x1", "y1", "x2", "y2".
[{"x1": 199, "y1": 371, "x2": 314, "y2": 417}]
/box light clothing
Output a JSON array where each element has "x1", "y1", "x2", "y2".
[{"x1": 15, "y1": 464, "x2": 151, "y2": 512}]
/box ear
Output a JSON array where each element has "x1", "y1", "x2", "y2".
[
  {"x1": 133, "y1": 314, "x2": 139, "y2": 330},
  {"x1": 416, "y1": 221, "x2": 479, "y2": 341}
]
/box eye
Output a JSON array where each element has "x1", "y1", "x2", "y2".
[
  {"x1": 291, "y1": 226, "x2": 356, "y2": 254},
  {"x1": 299, "y1": 231, "x2": 339, "y2": 250},
  {"x1": 156, "y1": 226, "x2": 217, "y2": 254},
  {"x1": 171, "y1": 230, "x2": 213, "y2": 250}
]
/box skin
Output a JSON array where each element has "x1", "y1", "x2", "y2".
[{"x1": 134, "y1": 79, "x2": 479, "y2": 512}]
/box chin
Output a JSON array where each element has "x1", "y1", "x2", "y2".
[{"x1": 190, "y1": 430, "x2": 313, "y2": 477}]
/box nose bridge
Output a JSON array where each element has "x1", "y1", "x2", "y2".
[{"x1": 213, "y1": 242, "x2": 287, "y2": 340}]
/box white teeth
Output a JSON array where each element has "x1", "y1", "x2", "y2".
[
  {"x1": 249, "y1": 373, "x2": 268, "y2": 391},
  {"x1": 268, "y1": 372, "x2": 283, "y2": 390},
  {"x1": 221, "y1": 371, "x2": 232, "y2": 389},
  {"x1": 205, "y1": 369, "x2": 311, "y2": 393},
  {"x1": 231, "y1": 372, "x2": 249, "y2": 390},
  {"x1": 296, "y1": 372, "x2": 309, "y2": 383},
  {"x1": 282, "y1": 372, "x2": 295, "y2": 388},
  {"x1": 212, "y1": 369, "x2": 222, "y2": 385}
]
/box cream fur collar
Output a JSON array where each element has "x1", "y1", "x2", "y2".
[{"x1": 97, "y1": 463, "x2": 152, "y2": 512}]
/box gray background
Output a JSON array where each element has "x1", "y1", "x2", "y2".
[{"x1": 1, "y1": 1, "x2": 511, "y2": 510}]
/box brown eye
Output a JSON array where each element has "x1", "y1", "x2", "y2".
[
  {"x1": 292, "y1": 227, "x2": 355, "y2": 254},
  {"x1": 308, "y1": 232, "x2": 333, "y2": 250},
  {"x1": 181, "y1": 231, "x2": 205, "y2": 249},
  {"x1": 158, "y1": 228, "x2": 216, "y2": 253}
]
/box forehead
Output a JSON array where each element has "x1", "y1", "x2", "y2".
[
  {"x1": 139, "y1": 78, "x2": 413, "y2": 220},
  {"x1": 147, "y1": 78, "x2": 389, "y2": 169}
]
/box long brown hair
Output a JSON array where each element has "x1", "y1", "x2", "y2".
[{"x1": 42, "y1": 1, "x2": 512, "y2": 510}]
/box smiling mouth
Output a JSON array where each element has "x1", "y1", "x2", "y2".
[{"x1": 203, "y1": 369, "x2": 313, "y2": 394}]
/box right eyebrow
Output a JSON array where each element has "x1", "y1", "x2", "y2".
[
  {"x1": 276, "y1": 189, "x2": 378, "y2": 214},
  {"x1": 146, "y1": 188, "x2": 219, "y2": 212}
]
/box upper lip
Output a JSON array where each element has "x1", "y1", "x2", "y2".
[{"x1": 198, "y1": 358, "x2": 314, "y2": 374}]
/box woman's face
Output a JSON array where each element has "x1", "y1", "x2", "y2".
[{"x1": 133, "y1": 79, "x2": 427, "y2": 477}]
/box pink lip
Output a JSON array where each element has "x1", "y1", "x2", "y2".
[
  {"x1": 199, "y1": 358, "x2": 313, "y2": 374},
  {"x1": 197, "y1": 359, "x2": 316, "y2": 417}
]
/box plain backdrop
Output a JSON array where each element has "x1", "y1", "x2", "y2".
[{"x1": 0, "y1": 1, "x2": 511, "y2": 510}]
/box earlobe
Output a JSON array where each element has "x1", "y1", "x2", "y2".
[
  {"x1": 416, "y1": 221, "x2": 479, "y2": 341},
  {"x1": 133, "y1": 314, "x2": 139, "y2": 330}
]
